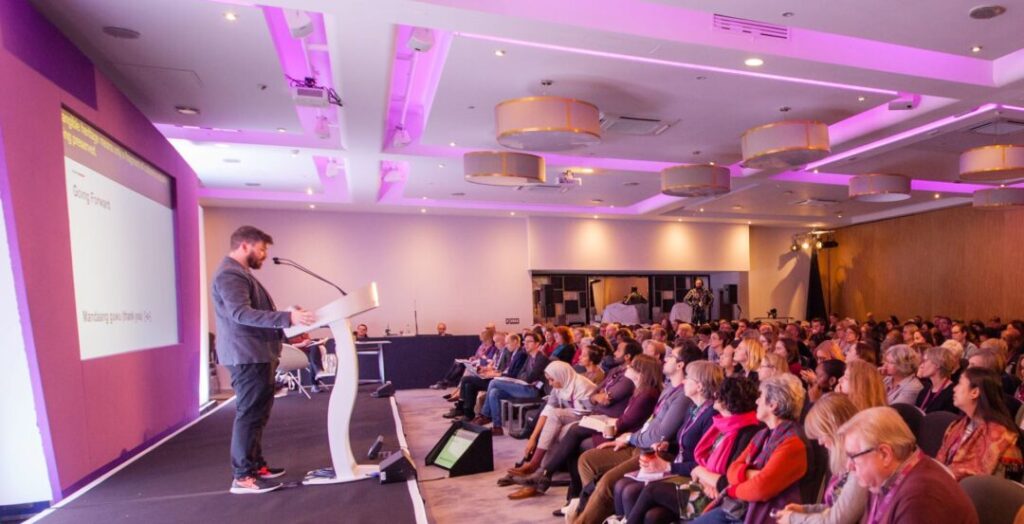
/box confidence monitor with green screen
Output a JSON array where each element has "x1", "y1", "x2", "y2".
[{"x1": 425, "y1": 421, "x2": 493, "y2": 477}]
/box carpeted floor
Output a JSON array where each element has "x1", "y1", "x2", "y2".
[
  {"x1": 34, "y1": 385, "x2": 416, "y2": 524},
  {"x1": 397, "y1": 389, "x2": 569, "y2": 524}
]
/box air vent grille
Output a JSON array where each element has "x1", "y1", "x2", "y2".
[
  {"x1": 793, "y1": 198, "x2": 840, "y2": 207},
  {"x1": 713, "y1": 14, "x2": 790, "y2": 41},
  {"x1": 600, "y1": 114, "x2": 675, "y2": 136},
  {"x1": 968, "y1": 119, "x2": 1024, "y2": 136}
]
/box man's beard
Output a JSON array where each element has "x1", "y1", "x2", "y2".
[{"x1": 246, "y1": 252, "x2": 263, "y2": 269}]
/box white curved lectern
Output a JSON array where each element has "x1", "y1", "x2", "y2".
[{"x1": 284, "y1": 282, "x2": 380, "y2": 485}]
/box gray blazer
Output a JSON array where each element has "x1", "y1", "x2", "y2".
[{"x1": 212, "y1": 257, "x2": 292, "y2": 365}]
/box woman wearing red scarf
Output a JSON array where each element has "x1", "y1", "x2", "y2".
[{"x1": 613, "y1": 376, "x2": 762, "y2": 524}]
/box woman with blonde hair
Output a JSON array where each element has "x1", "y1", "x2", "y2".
[
  {"x1": 775, "y1": 393, "x2": 868, "y2": 524},
  {"x1": 735, "y1": 337, "x2": 766, "y2": 382},
  {"x1": 837, "y1": 360, "x2": 887, "y2": 411}
]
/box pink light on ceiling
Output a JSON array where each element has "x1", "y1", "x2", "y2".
[
  {"x1": 455, "y1": 32, "x2": 899, "y2": 96},
  {"x1": 803, "y1": 103, "x2": 1000, "y2": 170}
]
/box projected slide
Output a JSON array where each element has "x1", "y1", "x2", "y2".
[{"x1": 62, "y1": 110, "x2": 179, "y2": 360}]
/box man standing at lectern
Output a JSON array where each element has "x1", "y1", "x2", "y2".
[{"x1": 213, "y1": 226, "x2": 315, "y2": 494}]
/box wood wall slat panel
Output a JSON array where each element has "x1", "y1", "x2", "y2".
[{"x1": 821, "y1": 205, "x2": 1024, "y2": 321}]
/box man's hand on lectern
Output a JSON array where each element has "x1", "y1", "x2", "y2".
[{"x1": 290, "y1": 307, "x2": 316, "y2": 326}]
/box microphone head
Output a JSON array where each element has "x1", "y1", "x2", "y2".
[{"x1": 272, "y1": 257, "x2": 281, "y2": 264}]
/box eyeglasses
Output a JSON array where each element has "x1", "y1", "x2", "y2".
[{"x1": 847, "y1": 447, "x2": 877, "y2": 462}]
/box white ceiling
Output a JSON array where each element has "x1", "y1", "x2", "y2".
[{"x1": 28, "y1": 0, "x2": 1024, "y2": 227}]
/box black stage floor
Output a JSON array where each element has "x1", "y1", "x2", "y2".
[{"x1": 36, "y1": 385, "x2": 418, "y2": 524}]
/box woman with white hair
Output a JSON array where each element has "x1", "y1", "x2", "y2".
[
  {"x1": 881, "y1": 344, "x2": 923, "y2": 405},
  {"x1": 914, "y1": 346, "x2": 958, "y2": 414},
  {"x1": 690, "y1": 374, "x2": 808, "y2": 524},
  {"x1": 506, "y1": 361, "x2": 595, "y2": 477}
]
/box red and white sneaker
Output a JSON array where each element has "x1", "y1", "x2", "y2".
[
  {"x1": 257, "y1": 466, "x2": 286, "y2": 479},
  {"x1": 229, "y1": 475, "x2": 282, "y2": 494}
]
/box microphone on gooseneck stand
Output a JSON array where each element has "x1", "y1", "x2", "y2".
[{"x1": 272, "y1": 257, "x2": 348, "y2": 296}]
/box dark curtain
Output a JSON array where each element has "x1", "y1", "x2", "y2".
[{"x1": 806, "y1": 250, "x2": 827, "y2": 320}]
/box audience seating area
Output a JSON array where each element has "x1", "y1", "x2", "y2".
[{"x1": 425, "y1": 315, "x2": 1024, "y2": 523}]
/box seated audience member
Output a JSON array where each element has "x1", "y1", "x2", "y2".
[
  {"x1": 676, "y1": 322, "x2": 695, "y2": 342},
  {"x1": 758, "y1": 352, "x2": 789, "y2": 381},
  {"x1": 706, "y1": 329, "x2": 732, "y2": 364},
  {"x1": 937, "y1": 367, "x2": 1022, "y2": 480},
  {"x1": 445, "y1": 333, "x2": 526, "y2": 420},
  {"x1": 507, "y1": 361, "x2": 596, "y2": 476},
  {"x1": 696, "y1": 325, "x2": 713, "y2": 352},
  {"x1": 881, "y1": 344, "x2": 924, "y2": 405},
  {"x1": 436, "y1": 322, "x2": 450, "y2": 336},
  {"x1": 635, "y1": 328, "x2": 653, "y2": 343},
  {"x1": 541, "y1": 325, "x2": 557, "y2": 357},
  {"x1": 967, "y1": 346, "x2": 1022, "y2": 415},
  {"x1": 642, "y1": 339, "x2": 667, "y2": 361},
  {"x1": 837, "y1": 407, "x2": 978, "y2": 524},
  {"x1": 915, "y1": 346, "x2": 958, "y2": 414},
  {"x1": 430, "y1": 328, "x2": 496, "y2": 389},
  {"x1": 775, "y1": 393, "x2": 867, "y2": 524},
  {"x1": 570, "y1": 356, "x2": 718, "y2": 523},
  {"x1": 1015, "y1": 354, "x2": 1024, "y2": 405},
  {"x1": 551, "y1": 326, "x2": 577, "y2": 364},
  {"x1": 845, "y1": 341, "x2": 877, "y2": 365},
  {"x1": 838, "y1": 361, "x2": 887, "y2": 412},
  {"x1": 615, "y1": 376, "x2": 761, "y2": 524},
  {"x1": 734, "y1": 337, "x2": 765, "y2": 382},
  {"x1": 581, "y1": 345, "x2": 606, "y2": 385},
  {"x1": 690, "y1": 374, "x2": 808, "y2": 524},
  {"x1": 286, "y1": 333, "x2": 328, "y2": 393},
  {"x1": 813, "y1": 340, "x2": 844, "y2": 364},
  {"x1": 951, "y1": 322, "x2": 978, "y2": 358},
  {"x1": 774, "y1": 338, "x2": 803, "y2": 375},
  {"x1": 901, "y1": 322, "x2": 919, "y2": 345},
  {"x1": 509, "y1": 353, "x2": 666, "y2": 501},
  {"x1": 474, "y1": 332, "x2": 549, "y2": 435},
  {"x1": 803, "y1": 359, "x2": 846, "y2": 404}
]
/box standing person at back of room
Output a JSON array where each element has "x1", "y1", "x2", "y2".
[{"x1": 212, "y1": 225, "x2": 315, "y2": 494}]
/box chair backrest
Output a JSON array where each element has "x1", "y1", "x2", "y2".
[
  {"x1": 890, "y1": 402, "x2": 925, "y2": 441},
  {"x1": 278, "y1": 344, "x2": 308, "y2": 372},
  {"x1": 798, "y1": 429, "x2": 830, "y2": 504},
  {"x1": 959, "y1": 475, "x2": 1024, "y2": 524},
  {"x1": 919, "y1": 410, "x2": 960, "y2": 458}
]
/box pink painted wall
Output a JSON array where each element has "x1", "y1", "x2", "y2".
[{"x1": 0, "y1": 2, "x2": 200, "y2": 499}]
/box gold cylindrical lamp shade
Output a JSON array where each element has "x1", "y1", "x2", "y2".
[
  {"x1": 463, "y1": 151, "x2": 545, "y2": 186},
  {"x1": 849, "y1": 173, "x2": 912, "y2": 202},
  {"x1": 495, "y1": 96, "x2": 601, "y2": 151},
  {"x1": 741, "y1": 120, "x2": 830, "y2": 169},
  {"x1": 973, "y1": 187, "x2": 1024, "y2": 209},
  {"x1": 959, "y1": 145, "x2": 1024, "y2": 181},
  {"x1": 660, "y1": 164, "x2": 731, "y2": 197}
]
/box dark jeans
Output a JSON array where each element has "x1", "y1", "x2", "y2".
[
  {"x1": 618, "y1": 479, "x2": 678, "y2": 524},
  {"x1": 440, "y1": 362, "x2": 466, "y2": 385},
  {"x1": 458, "y1": 375, "x2": 492, "y2": 418},
  {"x1": 543, "y1": 423, "x2": 598, "y2": 499},
  {"x1": 226, "y1": 362, "x2": 275, "y2": 479}
]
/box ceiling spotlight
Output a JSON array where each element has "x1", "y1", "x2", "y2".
[
  {"x1": 677, "y1": 218, "x2": 683, "y2": 222},
  {"x1": 308, "y1": 204, "x2": 316, "y2": 209},
  {"x1": 971, "y1": 45, "x2": 983, "y2": 53},
  {"x1": 421, "y1": 196, "x2": 428, "y2": 200},
  {"x1": 276, "y1": 127, "x2": 287, "y2": 133},
  {"x1": 698, "y1": 207, "x2": 705, "y2": 212},
  {"x1": 857, "y1": 96, "x2": 866, "y2": 102},
  {"x1": 448, "y1": 141, "x2": 456, "y2": 147},
  {"x1": 592, "y1": 215, "x2": 599, "y2": 219},
  {"x1": 815, "y1": 240, "x2": 824, "y2": 250},
  {"x1": 291, "y1": 149, "x2": 300, "y2": 157},
  {"x1": 747, "y1": 221, "x2": 752, "y2": 225},
  {"x1": 934, "y1": 193, "x2": 941, "y2": 199},
  {"x1": 438, "y1": 163, "x2": 445, "y2": 168},
  {"x1": 494, "y1": 49, "x2": 507, "y2": 57},
  {"x1": 224, "y1": 12, "x2": 238, "y2": 21},
  {"x1": 744, "y1": 57, "x2": 765, "y2": 67},
  {"x1": 175, "y1": 105, "x2": 200, "y2": 115},
  {"x1": 391, "y1": 126, "x2": 412, "y2": 148},
  {"x1": 305, "y1": 187, "x2": 313, "y2": 195},
  {"x1": 709, "y1": 161, "x2": 716, "y2": 166},
  {"x1": 510, "y1": 211, "x2": 516, "y2": 216},
  {"x1": 790, "y1": 243, "x2": 799, "y2": 252},
  {"x1": 420, "y1": 208, "x2": 427, "y2": 213},
  {"x1": 801, "y1": 240, "x2": 810, "y2": 250}
]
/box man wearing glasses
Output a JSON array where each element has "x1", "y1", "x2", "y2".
[{"x1": 838, "y1": 407, "x2": 977, "y2": 524}]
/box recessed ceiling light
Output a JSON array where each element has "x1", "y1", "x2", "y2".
[
  {"x1": 1000, "y1": 184, "x2": 1007, "y2": 188},
  {"x1": 744, "y1": 57, "x2": 765, "y2": 67},
  {"x1": 779, "y1": 106, "x2": 791, "y2": 112},
  {"x1": 699, "y1": 207, "x2": 705, "y2": 212},
  {"x1": 624, "y1": 182, "x2": 640, "y2": 187},
  {"x1": 782, "y1": 11, "x2": 795, "y2": 17},
  {"x1": 495, "y1": 49, "x2": 507, "y2": 57},
  {"x1": 438, "y1": 163, "x2": 445, "y2": 168},
  {"x1": 223, "y1": 158, "x2": 241, "y2": 164},
  {"x1": 968, "y1": 5, "x2": 1006, "y2": 20},
  {"x1": 971, "y1": 45, "x2": 983, "y2": 53},
  {"x1": 308, "y1": 204, "x2": 316, "y2": 209},
  {"x1": 306, "y1": 187, "x2": 313, "y2": 195},
  {"x1": 576, "y1": 167, "x2": 595, "y2": 174},
  {"x1": 467, "y1": 105, "x2": 476, "y2": 110},
  {"x1": 934, "y1": 193, "x2": 941, "y2": 199},
  {"x1": 448, "y1": 141, "x2": 456, "y2": 147},
  {"x1": 857, "y1": 96, "x2": 866, "y2": 102},
  {"x1": 175, "y1": 105, "x2": 200, "y2": 115},
  {"x1": 224, "y1": 12, "x2": 238, "y2": 21},
  {"x1": 102, "y1": 26, "x2": 141, "y2": 39},
  {"x1": 837, "y1": 214, "x2": 844, "y2": 218},
  {"x1": 591, "y1": 198, "x2": 604, "y2": 204},
  {"x1": 420, "y1": 208, "x2": 427, "y2": 213},
  {"x1": 509, "y1": 211, "x2": 516, "y2": 216},
  {"x1": 747, "y1": 221, "x2": 752, "y2": 225},
  {"x1": 245, "y1": 182, "x2": 261, "y2": 187},
  {"x1": 731, "y1": 205, "x2": 743, "y2": 210},
  {"x1": 291, "y1": 149, "x2": 300, "y2": 157},
  {"x1": 709, "y1": 161, "x2": 716, "y2": 166},
  {"x1": 813, "y1": 169, "x2": 820, "y2": 173},
  {"x1": 592, "y1": 215, "x2": 599, "y2": 219},
  {"x1": 276, "y1": 127, "x2": 287, "y2": 133},
  {"x1": 677, "y1": 218, "x2": 683, "y2": 222},
  {"x1": 421, "y1": 196, "x2": 428, "y2": 200},
  {"x1": 695, "y1": 76, "x2": 707, "y2": 81},
  {"x1": 451, "y1": 192, "x2": 465, "y2": 196}
]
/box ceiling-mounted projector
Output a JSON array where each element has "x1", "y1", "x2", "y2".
[
  {"x1": 292, "y1": 85, "x2": 329, "y2": 107},
  {"x1": 285, "y1": 10, "x2": 313, "y2": 39},
  {"x1": 407, "y1": 27, "x2": 434, "y2": 52}
]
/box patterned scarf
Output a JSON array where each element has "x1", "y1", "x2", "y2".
[{"x1": 746, "y1": 419, "x2": 799, "y2": 469}]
